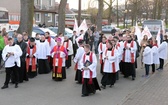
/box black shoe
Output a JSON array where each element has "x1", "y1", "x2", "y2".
[
  {"x1": 100, "y1": 85, "x2": 106, "y2": 89},
  {"x1": 1, "y1": 85, "x2": 8, "y2": 89},
  {"x1": 109, "y1": 85, "x2": 113, "y2": 88},
  {"x1": 15, "y1": 84, "x2": 18, "y2": 88},
  {"x1": 81, "y1": 94, "x2": 89, "y2": 97},
  {"x1": 19, "y1": 81, "x2": 23, "y2": 83},
  {"x1": 132, "y1": 77, "x2": 135, "y2": 80},
  {"x1": 124, "y1": 76, "x2": 129, "y2": 78},
  {"x1": 156, "y1": 68, "x2": 160, "y2": 70},
  {"x1": 93, "y1": 90, "x2": 96, "y2": 94},
  {"x1": 24, "y1": 79, "x2": 29, "y2": 81}
]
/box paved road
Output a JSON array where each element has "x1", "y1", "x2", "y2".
[
  {"x1": 0, "y1": 57, "x2": 154, "y2": 105},
  {"x1": 121, "y1": 64, "x2": 168, "y2": 105}
]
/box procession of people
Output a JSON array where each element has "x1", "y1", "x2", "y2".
[{"x1": 0, "y1": 25, "x2": 168, "y2": 97}]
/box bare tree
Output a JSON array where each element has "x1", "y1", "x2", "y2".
[
  {"x1": 103, "y1": 0, "x2": 115, "y2": 24},
  {"x1": 157, "y1": 0, "x2": 162, "y2": 19},
  {"x1": 96, "y1": 0, "x2": 104, "y2": 31},
  {"x1": 17, "y1": 0, "x2": 34, "y2": 36},
  {"x1": 58, "y1": 0, "x2": 67, "y2": 34}
]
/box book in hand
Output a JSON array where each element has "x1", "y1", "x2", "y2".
[{"x1": 84, "y1": 60, "x2": 92, "y2": 67}]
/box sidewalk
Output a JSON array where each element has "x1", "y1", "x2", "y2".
[{"x1": 121, "y1": 64, "x2": 168, "y2": 105}]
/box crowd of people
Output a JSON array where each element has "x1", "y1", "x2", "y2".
[{"x1": 0, "y1": 26, "x2": 168, "y2": 97}]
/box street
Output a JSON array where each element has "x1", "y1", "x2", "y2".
[{"x1": 0, "y1": 57, "x2": 156, "y2": 105}]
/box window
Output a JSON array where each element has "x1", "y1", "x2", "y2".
[
  {"x1": 0, "y1": 11, "x2": 8, "y2": 19},
  {"x1": 35, "y1": 13, "x2": 41, "y2": 22},
  {"x1": 48, "y1": 13, "x2": 52, "y2": 22},
  {"x1": 49, "y1": 0, "x2": 52, "y2": 6},
  {"x1": 35, "y1": 0, "x2": 41, "y2": 5}
]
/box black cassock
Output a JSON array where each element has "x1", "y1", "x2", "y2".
[
  {"x1": 38, "y1": 59, "x2": 50, "y2": 74},
  {"x1": 122, "y1": 62, "x2": 135, "y2": 78},
  {"x1": 82, "y1": 78, "x2": 101, "y2": 95},
  {"x1": 28, "y1": 65, "x2": 37, "y2": 78},
  {"x1": 65, "y1": 55, "x2": 72, "y2": 68},
  {"x1": 75, "y1": 69, "x2": 82, "y2": 83},
  {"x1": 101, "y1": 73, "x2": 116, "y2": 87}
]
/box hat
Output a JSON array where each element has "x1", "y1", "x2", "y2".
[
  {"x1": 56, "y1": 37, "x2": 62, "y2": 42},
  {"x1": 78, "y1": 39, "x2": 84, "y2": 44}
]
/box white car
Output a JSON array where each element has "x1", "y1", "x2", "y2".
[
  {"x1": 39, "y1": 28, "x2": 57, "y2": 38},
  {"x1": 48, "y1": 27, "x2": 73, "y2": 38}
]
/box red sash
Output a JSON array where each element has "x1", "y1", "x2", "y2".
[
  {"x1": 64, "y1": 40, "x2": 69, "y2": 49},
  {"x1": 105, "y1": 49, "x2": 116, "y2": 73},
  {"x1": 116, "y1": 42, "x2": 120, "y2": 50},
  {"x1": 153, "y1": 44, "x2": 158, "y2": 47},
  {"x1": 26, "y1": 45, "x2": 36, "y2": 72},
  {"x1": 82, "y1": 52, "x2": 93, "y2": 84},
  {"x1": 100, "y1": 43, "x2": 103, "y2": 64},
  {"x1": 47, "y1": 37, "x2": 51, "y2": 62},
  {"x1": 122, "y1": 41, "x2": 134, "y2": 63},
  {"x1": 47, "y1": 37, "x2": 51, "y2": 45},
  {"x1": 52, "y1": 46, "x2": 65, "y2": 78}
]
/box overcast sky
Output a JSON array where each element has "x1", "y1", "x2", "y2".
[{"x1": 55, "y1": 0, "x2": 125, "y2": 10}]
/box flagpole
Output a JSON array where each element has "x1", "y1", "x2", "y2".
[{"x1": 78, "y1": 0, "x2": 82, "y2": 26}]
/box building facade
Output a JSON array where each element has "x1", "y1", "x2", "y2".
[
  {"x1": 0, "y1": 0, "x2": 57, "y2": 26},
  {"x1": 34, "y1": 0, "x2": 56, "y2": 26}
]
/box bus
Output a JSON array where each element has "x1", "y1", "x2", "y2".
[
  {"x1": 142, "y1": 20, "x2": 166, "y2": 36},
  {"x1": 0, "y1": 7, "x2": 9, "y2": 31},
  {"x1": 55, "y1": 13, "x2": 92, "y2": 29}
]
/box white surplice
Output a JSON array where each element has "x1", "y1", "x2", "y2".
[
  {"x1": 2, "y1": 44, "x2": 22, "y2": 67},
  {"x1": 73, "y1": 46, "x2": 85, "y2": 70},
  {"x1": 80, "y1": 52, "x2": 97, "y2": 78},
  {"x1": 36, "y1": 40, "x2": 51, "y2": 59}
]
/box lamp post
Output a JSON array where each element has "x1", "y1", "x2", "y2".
[{"x1": 78, "y1": 0, "x2": 81, "y2": 26}]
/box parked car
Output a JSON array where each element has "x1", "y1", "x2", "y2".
[
  {"x1": 48, "y1": 27, "x2": 73, "y2": 38},
  {"x1": 102, "y1": 25, "x2": 115, "y2": 33},
  {"x1": 8, "y1": 27, "x2": 45, "y2": 38},
  {"x1": 39, "y1": 28, "x2": 57, "y2": 38},
  {"x1": 32, "y1": 27, "x2": 45, "y2": 37}
]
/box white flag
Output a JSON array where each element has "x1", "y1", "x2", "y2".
[
  {"x1": 79, "y1": 19, "x2": 88, "y2": 33},
  {"x1": 73, "y1": 18, "x2": 79, "y2": 34},
  {"x1": 156, "y1": 29, "x2": 161, "y2": 46},
  {"x1": 135, "y1": 25, "x2": 142, "y2": 45},
  {"x1": 141, "y1": 26, "x2": 152, "y2": 39}
]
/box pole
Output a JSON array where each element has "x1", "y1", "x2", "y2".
[
  {"x1": 123, "y1": 0, "x2": 127, "y2": 28},
  {"x1": 78, "y1": 0, "x2": 81, "y2": 26},
  {"x1": 117, "y1": 0, "x2": 119, "y2": 27}
]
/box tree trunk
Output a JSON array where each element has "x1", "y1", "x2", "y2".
[
  {"x1": 58, "y1": 0, "x2": 67, "y2": 34},
  {"x1": 108, "y1": 6, "x2": 112, "y2": 24},
  {"x1": 108, "y1": 0, "x2": 112, "y2": 24},
  {"x1": 166, "y1": 8, "x2": 168, "y2": 24},
  {"x1": 116, "y1": 0, "x2": 119, "y2": 27},
  {"x1": 153, "y1": 0, "x2": 158, "y2": 19},
  {"x1": 17, "y1": 0, "x2": 34, "y2": 36},
  {"x1": 96, "y1": 0, "x2": 104, "y2": 31},
  {"x1": 157, "y1": 0, "x2": 162, "y2": 19}
]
